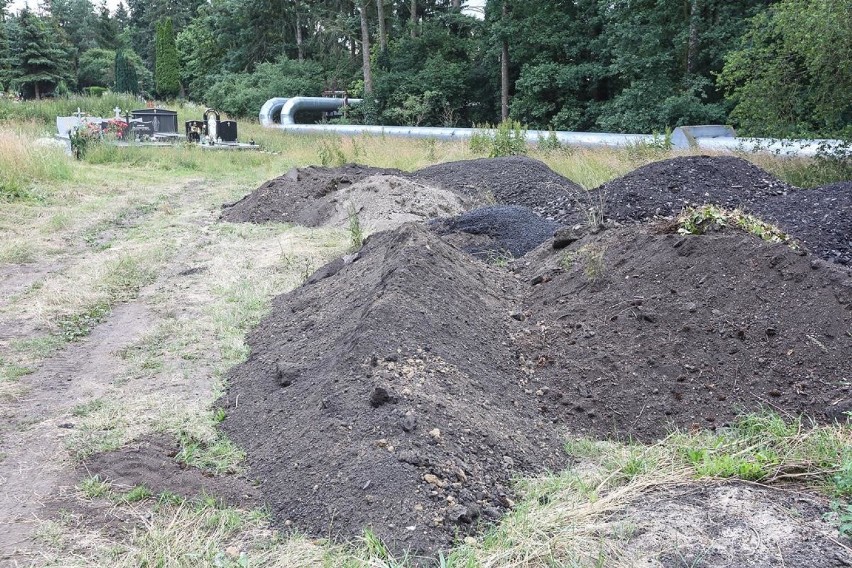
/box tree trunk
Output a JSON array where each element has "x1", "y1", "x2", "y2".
[
  {"x1": 500, "y1": 1, "x2": 510, "y2": 121},
  {"x1": 377, "y1": 0, "x2": 386, "y2": 51},
  {"x1": 687, "y1": 0, "x2": 700, "y2": 74},
  {"x1": 360, "y1": 0, "x2": 373, "y2": 95},
  {"x1": 35, "y1": 82, "x2": 40, "y2": 100},
  {"x1": 451, "y1": 0, "x2": 460, "y2": 8},
  {"x1": 410, "y1": 0, "x2": 416, "y2": 38},
  {"x1": 295, "y1": 0, "x2": 304, "y2": 62}
]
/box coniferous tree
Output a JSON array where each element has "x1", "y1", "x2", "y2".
[
  {"x1": 0, "y1": 2, "x2": 10, "y2": 92},
  {"x1": 95, "y1": 0, "x2": 119, "y2": 49},
  {"x1": 114, "y1": 48, "x2": 138, "y2": 93},
  {"x1": 9, "y1": 8, "x2": 71, "y2": 98},
  {"x1": 154, "y1": 17, "x2": 179, "y2": 97}
]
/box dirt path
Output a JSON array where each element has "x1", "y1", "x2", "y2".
[
  {"x1": 0, "y1": 175, "x2": 349, "y2": 566},
  {"x1": 0, "y1": 302, "x2": 154, "y2": 566}
]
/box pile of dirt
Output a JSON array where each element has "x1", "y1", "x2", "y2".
[
  {"x1": 322, "y1": 175, "x2": 468, "y2": 232},
  {"x1": 429, "y1": 205, "x2": 562, "y2": 259},
  {"x1": 220, "y1": 164, "x2": 402, "y2": 225},
  {"x1": 752, "y1": 181, "x2": 852, "y2": 266},
  {"x1": 221, "y1": 219, "x2": 851, "y2": 557},
  {"x1": 410, "y1": 156, "x2": 587, "y2": 222},
  {"x1": 594, "y1": 156, "x2": 851, "y2": 266},
  {"x1": 516, "y1": 226, "x2": 852, "y2": 439},
  {"x1": 596, "y1": 156, "x2": 794, "y2": 221},
  {"x1": 219, "y1": 224, "x2": 567, "y2": 557}
]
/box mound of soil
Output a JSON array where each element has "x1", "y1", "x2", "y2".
[
  {"x1": 753, "y1": 181, "x2": 852, "y2": 266},
  {"x1": 597, "y1": 156, "x2": 794, "y2": 221},
  {"x1": 410, "y1": 156, "x2": 586, "y2": 222},
  {"x1": 323, "y1": 175, "x2": 467, "y2": 232},
  {"x1": 220, "y1": 164, "x2": 402, "y2": 225},
  {"x1": 220, "y1": 219, "x2": 851, "y2": 557},
  {"x1": 517, "y1": 226, "x2": 852, "y2": 439},
  {"x1": 430, "y1": 205, "x2": 562, "y2": 259},
  {"x1": 219, "y1": 224, "x2": 566, "y2": 557}
]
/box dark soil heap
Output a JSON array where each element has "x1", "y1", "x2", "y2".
[
  {"x1": 220, "y1": 164, "x2": 403, "y2": 225},
  {"x1": 410, "y1": 156, "x2": 586, "y2": 222},
  {"x1": 517, "y1": 227, "x2": 852, "y2": 439},
  {"x1": 752, "y1": 181, "x2": 852, "y2": 266},
  {"x1": 429, "y1": 205, "x2": 562, "y2": 259},
  {"x1": 221, "y1": 221, "x2": 851, "y2": 557},
  {"x1": 219, "y1": 224, "x2": 566, "y2": 557},
  {"x1": 596, "y1": 156, "x2": 794, "y2": 221}
]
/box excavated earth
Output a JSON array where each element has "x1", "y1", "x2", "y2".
[
  {"x1": 595, "y1": 155, "x2": 852, "y2": 265},
  {"x1": 216, "y1": 156, "x2": 852, "y2": 559}
]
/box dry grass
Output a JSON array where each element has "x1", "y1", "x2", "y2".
[{"x1": 0, "y1": 128, "x2": 73, "y2": 201}]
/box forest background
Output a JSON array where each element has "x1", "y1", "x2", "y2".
[{"x1": 0, "y1": 0, "x2": 849, "y2": 139}]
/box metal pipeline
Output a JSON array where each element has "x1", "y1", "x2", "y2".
[
  {"x1": 259, "y1": 98, "x2": 289, "y2": 127},
  {"x1": 259, "y1": 98, "x2": 850, "y2": 156},
  {"x1": 277, "y1": 96, "x2": 363, "y2": 125}
]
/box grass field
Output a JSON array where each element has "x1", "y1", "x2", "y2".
[{"x1": 1, "y1": 97, "x2": 850, "y2": 567}]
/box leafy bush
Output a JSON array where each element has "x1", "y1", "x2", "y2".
[{"x1": 203, "y1": 57, "x2": 324, "y2": 118}]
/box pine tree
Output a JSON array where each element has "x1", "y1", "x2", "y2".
[
  {"x1": 9, "y1": 8, "x2": 70, "y2": 98},
  {"x1": 114, "y1": 48, "x2": 138, "y2": 93},
  {"x1": 95, "y1": 0, "x2": 119, "y2": 49},
  {"x1": 0, "y1": 5, "x2": 10, "y2": 92},
  {"x1": 154, "y1": 17, "x2": 179, "y2": 98}
]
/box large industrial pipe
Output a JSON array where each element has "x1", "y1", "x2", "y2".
[
  {"x1": 259, "y1": 98, "x2": 850, "y2": 156},
  {"x1": 264, "y1": 121, "x2": 654, "y2": 147},
  {"x1": 259, "y1": 97, "x2": 289, "y2": 127},
  {"x1": 277, "y1": 96, "x2": 363, "y2": 125}
]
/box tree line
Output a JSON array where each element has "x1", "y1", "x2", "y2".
[{"x1": 0, "y1": 0, "x2": 848, "y2": 138}]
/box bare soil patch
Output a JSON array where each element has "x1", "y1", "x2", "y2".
[
  {"x1": 321, "y1": 175, "x2": 468, "y2": 232},
  {"x1": 429, "y1": 205, "x2": 561, "y2": 260},
  {"x1": 409, "y1": 156, "x2": 586, "y2": 222},
  {"x1": 81, "y1": 435, "x2": 260, "y2": 507},
  {"x1": 518, "y1": 226, "x2": 852, "y2": 439},
  {"x1": 595, "y1": 155, "x2": 851, "y2": 266},
  {"x1": 620, "y1": 482, "x2": 851, "y2": 567},
  {"x1": 753, "y1": 181, "x2": 852, "y2": 266}
]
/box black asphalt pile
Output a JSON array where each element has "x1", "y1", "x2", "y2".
[
  {"x1": 220, "y1": 164, "x2": 403, "y2": 225},
  {"x1": 410, "y1": 156, "x2": 587, "y2": 223},
  {"x1": 429, "y1": 205, "x2": 562, "y2": 259},
  {"x1": 595, "y1": 156, "x2": 794, "y2": 221},
  {"x1": 752, "y1": 181, "x2": 852, "y2": 266}
]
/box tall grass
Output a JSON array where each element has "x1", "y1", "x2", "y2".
[
  {"x1": 0, "y1": 130, "x2": 74, "y2": 200},
  {"x1": 0, "y1": 93, "x2": 145, "y2": 125}
]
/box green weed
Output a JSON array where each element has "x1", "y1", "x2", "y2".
[
  {"x1": 347, "y1": 206, "x2": 365, "y2": 250},
  {"x1": 120, "y1": 485, "x2": 153, "y2": 503},
  {"x1": 78, "y1": 475, "x2": 111, "y2": 499},
  {"x1": 470, "y1": 120, "x2": 528, "y2": 157},
  {"x1": 677, "y1": 205, "x2": 798, "y2": 249},
  {"x1": 318, "y1": 137, "x2": 347, "y2": 167}
]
